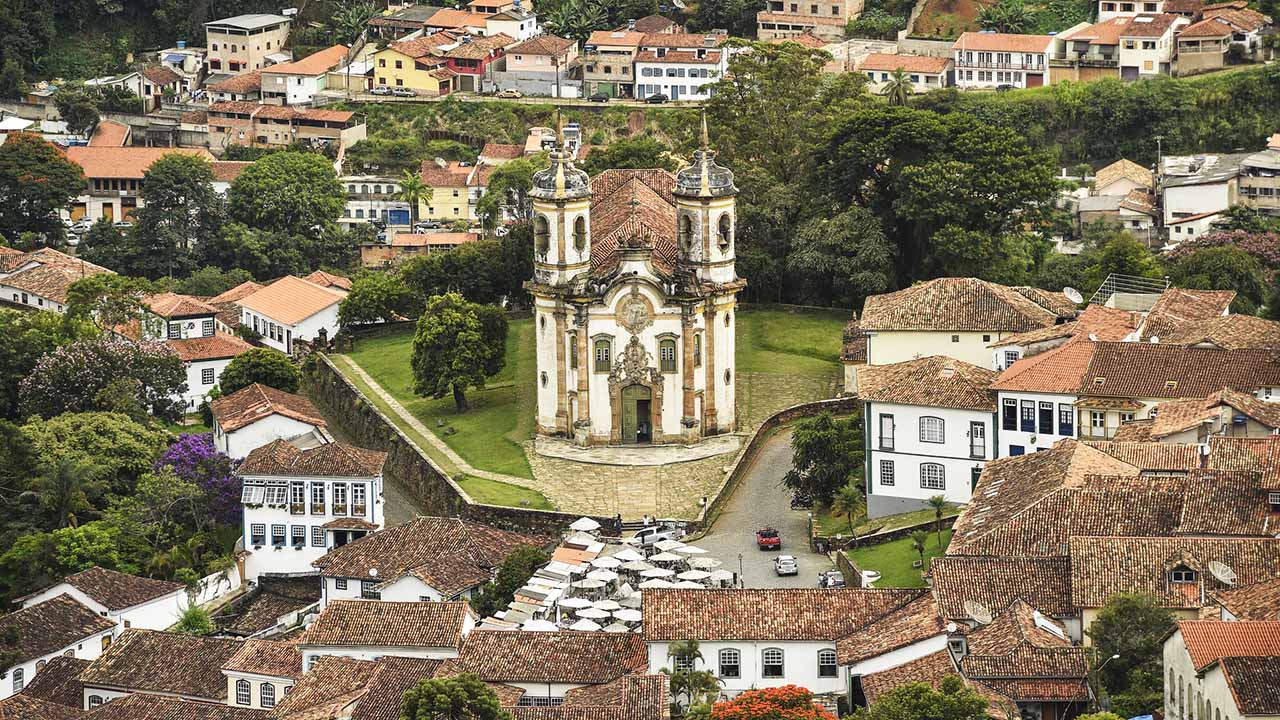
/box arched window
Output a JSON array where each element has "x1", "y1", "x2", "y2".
[
  {"x1": 679, "y1": 214, "x2": 693, "y2": 252},
  {"x1": 534, "y1": 215, "x2": 550, "y2": 255},
  {"x1": 236, "y1": 679, "x2": 251, "y2": 706},
  {"x1": 817, "y1": 649, "x2": 838, "y2": 678},
  {"x1": 718, "y1": 649, "x2": 740, "y2": 678},
  {"x1": 573, "y1": 216, "x2": 587, "y2": 252},
  {"x1": 372, "y1": 184, "x2": 381, "y2": 194},
  {"x1": 717, "y1": 213, "x2": 731, "y2": 251},
  {"x1": 1169, "y1": 668, "x2": 1175, "y2": 703},
  {"x1": 919, "y1": 417, "x2": 944, "y2": 443},
  {"x1": 361, "y1": 184, "x2": 369, "y2": 194},
  {"x1": 261, "y1": 682, "x2": 277, "y2": 709},
  {"x1": 694, "y1": 334, "x2": 702, "y2": 368},
  {"x1": 761, "y1": 648, "x2": 784, "y2": 678},
  {"x1": 11, "y1": 667, "x2": 22, "y2": 693},
  {"x1": 660, "y1": 338, "x2": 677, "y2": 373},
  {"x1": 594, "y1": 338, "x2": 612, "y2": 372},
  {"x1": 920, "y1": 463, "x2": 945, "y2": 490}
]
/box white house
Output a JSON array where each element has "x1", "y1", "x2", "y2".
[
  {"x1": 634, "y1": 33, "x2": 728, "y2": 100},
  {"x1": 952, "y1": 32, "x2": 1054, "y2": 89},
  {"x1": 19, "y1": 567, "x2": 186, "y2": 635},
  {"x1": 1163, "y1": 620, "x2": 1280, "y2": 720},
  {"x1": 260, "y1": 44, "x2": 349, "y2": 105},
  {"x1": 238, "y1": 275, "x2": 346, "y2": 355},
  {"x1": 341, "y1": 175, "x2": 413, "y2": 232},
  {"x1": 137, "y1": 292, "x2": 255, "y2": 411},
  {"x1": 210, "y1": 382, "x2": 329, "y2": 459},
  {"x1": 0, "y1": 595, "x2": 115, "y2": 701},
  {"x1": 297, "y1": 600, "x2": 475, "y2": 670},
  {"x1": 858, "y1": 356, "x2": 998, "y2": 517},
  {"x1": 485, "y1": 6, "x2": 540, "y2": 41},
  {"x1": 238, "y1": 439, "x2": 387, "y2": 581},
  {"x1": 79, "y1": 629, "x2": 244, "y2": 709},
  {"x1": 991, "y1": 338, "x2": 1094, "y2": 456},
  {"x1": 0, "y1": 248, "x2": 113, "y2": 314},
  {"x1": 221, "y1": 639, "x2": 301, "y2": 711},
  {"x1": 1159, "y1": 152, "x2": 1250, "y2": 228},
  {"x1": 642, "y1": 588, "x2": 943, "y2": 703},
  {"x1": 858, "y1": 53, "x2": 951, "y2": 94},
  {"x1": 313, "y1": 516, "x2": 546, "y2": 609}
]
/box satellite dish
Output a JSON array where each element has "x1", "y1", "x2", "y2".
[
  {"x1": 963, "y1": 600, "x2": 993, "y2": 625},
  {"x1": 1208, "y1": 561, "x2": 1237, "y2": 585},
  {"x1": 1087, "y1": 333, "x2": 1098, "y2": 342},
  {"x1": 434, "y1": 157, "x2": 448, "y2": 168},
  {"x1": 369, "y1": 567, "x2": 379, "y2": 577},
  {"x1": 672, "y1": 0, "x2": 687, "y2": 7},
  {"x1": 1063, "y1": 286, "x2": 1083, "y2": 304},
  {"x1": 1149, "y1": 336, "x2": 1160, "y2": 344}
]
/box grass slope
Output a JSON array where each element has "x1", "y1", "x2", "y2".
[{"x1": 848, "y1": 529, "x2": 953, "y2": 588}]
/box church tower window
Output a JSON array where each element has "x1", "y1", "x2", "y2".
[
  {"x1": 679, "y1": 214, "x2": 693, "y2": 253},
  {"x1": 694, "y1": 334, "x2": 702, "y2": 367},
  {"x1": 594, "y1": 338, "x2": 612, "y2": 372},
  {"x1": 568, "y1": 332, "x2": 578, "y2": 368},
  {"x1": 660, "y1": 339, "x2": 677, "y2": 372},
  {"x1": 573, "y1": 216, "x2": 587, "y2": 252},
  {"x1": 718, "y1": 213, "x2": 732, "y2": 251},
  {"x1": 534, "y1": 215, "x2": 550, "y2": 255}
]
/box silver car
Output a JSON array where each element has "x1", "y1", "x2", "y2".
[{"x1": 774, "y1": 555, "x2": 798, "y2": 576}]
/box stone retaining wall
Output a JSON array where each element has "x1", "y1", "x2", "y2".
[{"x1": 308, "y1": 353, "x2": 611, "y2": 536}]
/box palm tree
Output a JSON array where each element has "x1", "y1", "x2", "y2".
[
  {"x1": 910, "y1": 530, "x2": 929, "y2": 573},
  {"x1": 664, "y1": 640, "x2": 721, "y2": 715},
  {"x1": 545, "y1": 0, "x2": 607, "y2": 43},
  {"x1": 884, "y1": 69, "x2": 913, "y2": 107},
  {"x1": 397, "y1": 171, "x2": 431, "y2": 228},
  {"x1": 332, "y1": 0, "x2": 380, "y2": 44},
  {"x1": 831, "y1": 482, "x2": 866, "y2": 548},
  {"x1": 927, "y1": 494, "x2": 948, "y2": 547},
  {"x1": 31, "y1": 457, "x2": 107, "y2": 528}
]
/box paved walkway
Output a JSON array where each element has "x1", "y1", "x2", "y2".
[{"x1": 533, "y1": 434, "x2": 742, "y2": 466}]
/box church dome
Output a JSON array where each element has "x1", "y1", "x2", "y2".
[
  {"x1": 674, "y1": 114, "x2": 736, "y2": 198},
  {"x1": 531, "y1": 146, "x2": 590, "y2": 201}
]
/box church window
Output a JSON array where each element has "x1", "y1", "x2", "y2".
[
  {"x1": 660, "y1": 339, "x2": 677, "y2": 372},
  {"x1": 594, "y1": 339, "x2": 611, "y2": 372},
  {"x1": 724, "y1": 313, "x2": 731, "y2": 327},
  {"x1": 724, "y1": 369, "x2": 732, "y2": 385},
  {"x1": 717, "y1": 213, "x2": 731, "y2": 251},
  {"x1": 534, "y1": 215, "x2": 550, "y2": 255},
  {"x1": 569, "y1": 332, "x2": 578, "y2": 368},
  {"x1": 540, "y1": 371, "x2": 548, "y2": 387},
  {"x1": 679, "y1": 214, "x2": 693, "y2": 253},
  {"x1": 573, "y1": 216, "x2": 587, "y2": 252},
  {"x1": 694, "y1": 334, "x2": 702, "y2": 367}
]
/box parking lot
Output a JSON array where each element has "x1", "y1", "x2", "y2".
[{"x1": 695, "y1": 427, "x2": 836, "y2": 589}]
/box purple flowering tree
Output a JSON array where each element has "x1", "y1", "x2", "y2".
[
  {"x1": 156, "y1": 433, "x2": 241, "y2": 524},
  {"x1": 18, "y1": 336, "x2": 187, "y2": 420}
]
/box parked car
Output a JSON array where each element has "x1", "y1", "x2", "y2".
[
  {"x1": 634, "y1": 524, "x2": 683, "y2": 547},
  {"x1": 774, "y1": 555, "x2": 798, "y2": 576},
  {"x1": 391, "y1": 87, "x2": 416, "y2": 97},
  {"x1": 588, "y1": 92, "x2": 610, "y2": 103},
  {"x1": 789, "y1": 492, "x2": 813, "y2": 510},
  {"x1": 370, "y1": 85, "x2": 393, "y2": 96},
  {"x1": 69, "y1": 220, "x2": 94, "y2": 234},
  {"x1": 113, "y1": 221, "x2": 134, "y2": 231},
  {"x1": 996, "y1": 84, "x2": 1014, "y2": 92},
  {"x1": 818, "y1": 570, "x2": 846, "y2": 588},
  {"x1": 644, "y1": 93, "x2": 669, "y2": 104},
  {"x1": 496, "y1": 88, "x2": 523, "y2": 99},
  {"x1": 755, "y1": 527, "x2": 781, "y2": 550}
]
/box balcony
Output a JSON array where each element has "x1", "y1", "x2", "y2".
[
  {"x1": 290, "y1": 503, "x2": 305, "y2": 515},
  {"x1": 1050, "y1": 52, "x2": 1118, "y2": 68},
  {"x1": 957, "y1": 60, "x2": 1045, "y2": 70}
]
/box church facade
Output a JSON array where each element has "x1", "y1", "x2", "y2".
[{"x1": 526, "y1": 120, "x2": 745, "y2": 446}]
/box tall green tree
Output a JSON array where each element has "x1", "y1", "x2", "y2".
[
  {"x1": 1169, "y1": 245, "x2": 1266, "y2": 314},
  {"x1": 665, "y1": 640, "x2": 722, "y2": 715},
  {"x1": 0, "y1": 132, "x2": 84, "y2": 242},
  {"x1": 338, "y1": 271, "x2": 416, "y2": 327},
  {"x1": 927, "y1": 495, "x2": 948, "y2": 547},
  {"x1": 22, "y1": 411, "x2": 171, "y2": 494},
  {"x1": 332, "y1": 0, "x2": 379, "y2": 43},
  {"x1": 831, "y1": 481, "x2": 866, "y2": 543},
  {"x1": 469, "y1": 545, "x2": 550, "y2": 617},
  {"x1": 785, "y1": 206, "x2": 893, "y2": 308},
  {"x1": 782, "y1": 411, "x2": 864, "y2": 504},
  {"x1": 1086, "y1": 593, "x2": 1175, "y2": 716},
  {"x1": 884, "y1": 69, "x2": 913, "y2": 107},
  {"x1": 217, "y1": 348, "x2": 301, "y2": 395},
  {"x1": 978, "y1": 0, "x2": 1032, "y2": 32},
  {"x1": 0, "y1": 309, "x2": 95, "y2": 420},
  {"x1": 397, "y1": 170, "x2": 431, "y2": 227},
  {"x1": 227, "y1": 152, "x2": 346, "y2": 237},
  {"x1": 402, "y1": 673, "x2": 511, "y2": 720},
  {"x1": 410, "y1": 293, "x2": 505, "y2": 411},
  {"x1": 543, "y1": 0, "x2": 607, "y2": 42},
  {"x1": 851, "y1": 676, "x2": 990, "y2": 720},
  {"x1": 475, "y1": 155, "x2": 545, "y2": 229},
  {"x1": 580, "y1": 136, "x2": 678, "y2": 175},
  {"x1": 129, "y1": 153, "x2": 224, "y2": 279},
  {"x1": 29, "y1": 456, "x2": 109, "y2": 529},
  {"x1": 65, "y1": 274, "x2": 154, "y2": 332}
]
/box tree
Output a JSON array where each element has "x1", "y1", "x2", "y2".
[
  {"x1": 397, "y1": 170, "x2": 431, "y2": 227},
  {"x1": 155, "y1": 433, "x2": 240, "y2": 524},
  {"x1": 782, "y1": 412, "x2": 864, "y2": 504},
  {"x1": 176, "y1": 267, "x2": 255, "y2": 297},
  {"x1": 665, "y1": 641, "x2": 722, "y2": 716},
  {"x1": 1086, "y1": 593, "x2": 1175, "y2": 714},
  {"x1": 1266, "y1": 271, "x2": 1280, "y2": 321},
  {"x1": 402, "y1": 673, "x2": 511, "y2": 720},
  {"x1": 128, "y1": 153, "x2": 224, "y2": 279},
  {"x1": 22, "y1": 411, "x2": 171, "y2": 494},
  {"x1": 78, "y1": 218, "x2": 132, "y2": 271},
  {"x1": 978, "y1": 0, "x2": 1032, "y2": 33},
  {"x1": 0, "y1": 132, "x2": 85, "y2": 242},
  {"x1": 496, "y1": 223, "x2": 534, "y2": 303},
  {"x1": 847, "y1": 9, "x2": 908, "y2": 40},
  {"x1": 475, "y1": 156, "x2": 546, "y2": 229},
  {"x1": 0, "y1": 309, "x2": 96, "y2": 420},
  {"x1": 927, "y1": 495, "x2": 948, "y2": 547},
  {"x1": 227, "y1": 152, "x2": 346, "y2": 237},
  {"x1": 174, "y1": 604, "x2": 213, "y2": 635},
  {"x1": 339, "y1": 271, "x2": 416, "y2": 327},
  {"x1": 712, "y1": 685, "x2": 838, "y2": 720},
  {"x1": 412, "y1": 294, "x2": 507, "y2": 411},
  {"x1": 884, "y1": 69, "x2": 913, "y2": 106},
  {"x1": 786, "y1": 207, "x2": 894, "y2": 308},
  {"x1": 65, "y1": 274, "x2": 155, "y2": 331},
  {"x1": 1169, "y1": 245, "x2": 1266, "y2": 314},
  {"x1": 831, "y1": 481, "x2": 865, "y2": 544},
  {"x1": 580, "y1": 136, "x2": 679, "y2": 175},
  {"x1": 63, "y1": 102, "x2": 100, "y2": 136},
  {"x1": 1091, "y1": 231, "x2": 1163, "y2": 285},
  {"x1": 29, "y1": 456, "x2": 109, "y2": 528},
  {"x1": 850, "y1": 676, "x2": 989, "y2": 720},
  {"x1": 332, "y1": 0, "x2": 379, "y2": 42},
  {"x1": 470, "y1": 545, "x2": 550, "y2": 617},
  {"x1": 543, "y1": 0, "x2": 606, "y2": 42},
  {"x1": 910, "y1": 530, "x2": 928, "y2": 571},
  {"x1": 401, "y1": 241, "x2": 506, "y2": 305},
  {"x1": 18, "y1": 337, "x2": 186, "y2": 421},
  {"x1": 218, "y1": 348, "x2": 301, "y2": 395},
  {"x1": 0, "y1": 59, "x2": 25, "y2": 99}
]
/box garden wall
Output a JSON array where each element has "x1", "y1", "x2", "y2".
[{"x1": 308, "y1": 354, "x2": 611, "y2": 536}]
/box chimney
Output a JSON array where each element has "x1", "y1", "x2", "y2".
[{"x1": 627, "y1": 18, "x2": 636, "y2": 29}]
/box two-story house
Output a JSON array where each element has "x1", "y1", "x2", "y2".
[
  {"x1": 341, "y1": 175, "x2": 413, "y2": 231},
  {"x1": 490, "y1": 34, "x2": 580, "y2": 97},
  {"x1": 210, "y1": 382, "x2": 330, "y2": 459},
  {"x1": 64, "y1": 146, "x2": 215, "y2": 224},
  {"x1": 1163, "y1": 620, "x2": 1280, "y2": 720},
  {"x1": 207, "y1": 102, "x2": 363, "y2": 151},
  {"x1": 207, "y1": 71, "x2": 262, "y2": 103},
  {"x1": 0, "y1": 248, "x2": 112, "y2": 314},
  {"x1": 138, "y1": 292, "x2": 254, "y2": 410},
  {"x1": 858, "y1": 54, "x2": 952, "y2": 94},
  {"x1": 952, "y1": 32, "x2": 1054, "y2": 89},
  {"x1": 260, "y1": 44, "x2": 349, "y2": 106},
  {"x1": 420, "y1": 159, "x2": 492, "y2": 222},
  {"x1": 238, "y1": 439, "x2": 386, "y2": 581},
  {"x1": 1237, "y1": 146, "x2": 1280, "y2": 217},
  {"x1": 238, "y1": 275, "x2": 346, "y2": 355},
  {"x1": 0, "y1": 595, "x2": 116, "y2": 701},
  {"x1": 634, "y1": 33, "x2": 729, "y2": 100},
  {"x1": 19, "y1": 567, "x2": 185, "y2": 635},
  {"x1": 1056, "y1": 14, "x2": 1186, "y2": 80},
  {"x1": 859, "y1": 356, "x2": 998, "y2": 516},
  {"x1": 79, "y1": 629, "x2": 243, "y2": 709},
  {"x1": 441, "y1": 33, "x2": 514, "y2": 92},
  {"x1": 583, "y1": 30, "x2": 643, "y2": 98},
  {"x1": 372, "y1": 33, "x2": 460, "y2": 96},
  {"x1": 486, "y1": 4, "x2": 540, "y2": 41},
  {"x1": 756, "y1": 0, "x2": 857, "y2": 42},
  {"x1": 297, "y1": 600, "x2": 475, "y2": 670},
  {"x1": 221, "y1": 639, "x2": 301, "y2": 711},
  {"x1": 205, "y1": 14, "x2": 292, "y2": 75}
]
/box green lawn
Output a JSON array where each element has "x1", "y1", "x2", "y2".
[
  {"x1": 457, "y1": 475, "x2": 554, "y2": 510},
  {"x1": 736, "y1": 307, "x2": 848, "y2": 376},
  {"x1": 848, "y1": 528, "x2": 953, "y2": 589},
  {"x1": 814, "y1": 504, "x2": 960, "y2": 538},
  {"x1": 162, "y1": 416, "x2": 212, "y2": 436}
]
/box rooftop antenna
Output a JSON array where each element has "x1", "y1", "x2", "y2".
[
  {"x1": 1208, "y1": 560, "x2": 1237, "y2": 585},
  {"x1": 963, "y1": 600, "x2": 993, "y2": 625}
]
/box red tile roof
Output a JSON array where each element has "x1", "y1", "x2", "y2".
[
  {"x1": 836, "y1": 594, "x2": 946, "y2": 664},
  {"x1": 298, "y1": 600, "x2": 473, "y2": 649},
  {"x1": 859, "y1": 53, "x2": 951, "y2": 73},
  {"x1": 1221, "y1": 656, "x2": 1280, "y2": 715},
  {"x1": 0, "y1": 595, "x2": 115, "y2": 666},
  {"x1": 210, "y1": 382, "x2": 327, "y2": 433},
  {"x1": 1071, "y1": 537, "x2": 1280, "y2": 608},
  {"x1": 1177, "y1": 620, "x2": 1280, "y2": 670},
  {"x1": 0, "y1": 694, "x2": 82, "y2": 720},
  {"x1": 32, "y1": 566, "x2": 183, "y2": 611},
  {"x1": 22, "y1": 655, "x2": 90, "y2": 708},
  {"x1": 1141, "y1": 288, "x2": 1236, "y2": 341},
  {"x1": 642, "y1": 588, "x2": 926, "y2": 641},
  {"x1": 238, "y1": 275, "x2": 345, "y2": 325},
  {"x1": 222, "y1": 639, "x2": 302, "y2": 679},
  {"x1": 507, "y1": 34, "x2": 575, "y2": 56},
  {"x1": 146, "y1": 292, "x2": 219, "y2": 319},
  {"x1": 1213, "y1": 576, "x2": 1280, "y2": 620},
  {"x1": 83, "y1": 693, "x2": 268, "y2": 719},
  {"x1": 930, "y1": 556, "x2": 1075, "y2": 619},
  {"x1": 65, "y1": 146, "x2": 214, "y2": 179},
  {"x1": 861, "y1": 278, "x2": 1062, "y2": 333},
  {"x1": 168, "y1": 331, "x2": 254, "y2": 362},
  {"x1": 89, "y1": 120, "x2": 130, "y2": 147},
  {"x1": 239, "y1": 439, "x2": 386, "y2": 478},
  {"x1": 80, "y1": 629, "x2": 243, "y2": 700},
  {"x1": 1159, "y1": 314, "x2": 1280, "y2": 350},
  {"x1": 860, "y1": 650, "x2": 958, "y2": 704},
  {"x1": 208, "y1": 71, "x2": 263, "y2": 93},
  {"x1": 953, "y1": 32, "x2": 1055, "y2": 52},
  {"x1": 440, "y1": 631, "x2": 647, "y2": 684},
  {"x1": 263, "y1": 44, "x2": 349, "y2": 76},
  {"x1": 589, "y1": 169, "x2": 679, "y2": 276},
  {"x1": 857, "y1": 355, "x2": 997, "y2": 411}
]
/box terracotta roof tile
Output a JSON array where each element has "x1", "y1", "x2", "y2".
[
  {"x1": 142, "y1": 65, "x2": 182, "y2": 86},
  {"x1": 388, "y1": 231, "x2": 479, "y2": 247},
  {"x1": 1070, "y1": 537, "x2": 1280, "y2": 608},
  {"x1": 1177, "y1": 620, "x2": 1280, "y2": 670},
  {"x1": 3, "y1": 261, "x2": 111, "y2": 304},
  {"x1": 298, "y1": 600, "x2": 473, "y2": 649},
  {"x1": 146, "y1": 292, "x2": 218, "y2": 319},
  {"x1": 1180, "y1": 17, "x2": 1234, "y2": 35},
  {"x1": 953, "y1": 32, "x2": 1055, "y2": 52},
  {"x1": 836, "y1": 594, "x2": 946, "y2": 664},
  {"x1": 238, "y1": 275, "x2": 345, "y2": 325},
  {"x1": 168, "y1": 331, "x2": 254, "y2": 362},
  {"x1": 349, "y1": 656, "x2": 446, "y2": 720},
  {"x1": 631, "y1": 15, "x2": 680, "y2": 32},
  {"x1": 426, "y1": 9, "x2": 490, "y2": 28},
  {"x1": 180, "y1": 110, "x2": 208, "y2": 124},
  {"x1": 444, "y1": 33, "x2": 515, "y2": 60},
  {"x1": 239, "y1": 440, "x2": 386, "y2": 478},
  {"x1": 859, "y1": 53, "x2": 951, "y2": 73},
  {"x1": 211, "y1": 383, "x2": 326, "y2": 434},
  {"x1": 764, "y1": 32, "x2": 829, "y2": 48},
  {"x1": 480, "y1": 143, "x2": 524, "y2": 160},
  {"x1": 212, "y1": 161, "x2": 253, "y2": 183},
  {"x1": 84, "y1": 693, "x2": 267, "y2": 719},
  {"x1": 929, "y1": 556, "x2": 1075, "y2": 619},
  {"x1": 959, "y1": 601, "x2": 1088, "y2": 696},
  {"x1": 589, "y1": 169, "x2": 678, "y2": 276},
  {"x1": 1095, "y1": 159, "x2": 1154, "y2": 191},
  {"x1": 214, "y1": 575, "x2": 320, "y2": 637},
  {"x1": 841, "y1": 318, "x2": 867, "y2": 363},
  {"x1": 0, "y1": 694, "x2": 82, "y2": 720},
  {"x1": 420, "y1": 159, "x2": 474, "y2": 187},
  {"x1": 508, "y1": 34, "x2": 575, "y2": 56},
  {"x1": 209, "y1": 281, "x2": 265, "y2": 305},
  {"x1": 208, "y1": 70, "x2": 263, "y2": 93},
  {"x1": 21, "y1": 655, "x2": 89, "y2": 708},
  {"x1": 222, "y1": 639, "x2": 302, "y2": 679},
  {"x1": 0, "y1": 595, "x2": 115, "y2": 667},
  {"x1": 1147, "y1": 388, "x2": 1280, "y2": 438},
  {"x1": 38, "y1": 566, "x2": 183, "y2": 611},
  {"x1": 992, "y1": 338, "x2": 1097, "y2": 392},
  {"x1": 80, "y1": 629, "x2": 243, "y2": 700},
  {"x1": 587, "y1": 30, "x2": 645, "y2": 46},
  {"x1": 390, "y1": 32, "x2": 460, "y2": 59},
  {"x1": 90, "y1": 120, "x2": 130, "y2": 147},
  {"x1": 509, "y1": 675, "x2": 666, "y2": 720},
  {"x1": 1202, "y1": 6, "x2": 1271, "y2": 31},
  {"x1": 639, "y1": 32, "x2": 728, "y2": 47},
  {"x1": 265, "y1": 656, "x2": 376, "y2": 720},
  {"x1": 857, "y1": 355, "x2": 997, "y2": 411},
  {"x1": 263, "y1": 44, "x2": 349, "y2": 76},
  {"x1": 1081, "y1": 342, "x2": 1280, "y2": 399},
  {"x1": 1084, "y1": 440, "x2": 1203, "y2": 471},
  {"x1": 1221, "y1": 655, "x2": 1280, "y2": 714},
  {"x1": 860, "y1": 650, "x2": 958, "y2": 704},
  {"x1": 1208, "y1": 436, "x2": 1280, "y2": 490},
  {"x1": 66, "y1": 146, "x2": 214, "y2": 179},
  {"x1": 974, "y1": 678, "x2": 1090, "y2": 702},
  {"x1": 1213, "y1": 576, "x2": 1280, "y2": 620},
  {"x1": 441, "y1": 631, "x2": 647, "y2": 684},
  {"x1": 862, "y1": 278, "x2": 1062, "y2": 333},
  {"x1": 1158, "y1": 314, "x2": 1280, "y2": 350},
  {"x1": 1141, "y1": 288, "x2": 1236, "y2": 341},
  {"x1": 303, "y1": 270, "x2": 352, "y2": 291},
  {"x1": 642, "y1": 588, "x2": 925, "y2": 641},
  {"x1": 990, "y1": 304, "x2": 1139, "y2": 348}
]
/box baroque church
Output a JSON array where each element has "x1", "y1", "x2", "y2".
[{"x1": 526, "y1": 117, "x2": 745, "y2": 446}]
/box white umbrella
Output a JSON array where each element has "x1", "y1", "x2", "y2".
[
  {"x1": 612, "y1": 583, "x2": 634, "y2": 599},
  {"x1": 674, "y1": 545, "x2": 708, "y2": 555},
  {"x1": 688, "y1": 557, "x2": 722, "y2": 569},
  {"x1": 564, "y1": 532, "x2": 598, "y2": 547},
  {"x1": 570, "y1": 517, "x2": 602, "y2": 532},
  {"x1": 619, "y1": 595, "x2": 643, "y2": 608},
  {"x1": 602, "y1": 622, "x2": 631, "y2": 633},
  {"x1": 648, "y1": 552, "x2": 684, "y2": 563},
  {"x1": 677, "y1": 569, "x2": 712, "y2": 581},
  {"x1": 638, "y1": 578, "x2": 676, "y2": 589},
  {"x1": 590, "y1": 556, "x2": 622, "y2": 569},
  {"x1": 640, "y1": 567, "x2": 675, "y2": 578},
  {"x1": 577, "y1": 607, "x2": 611, "y2": 619},
  {"x1": 558, "y1": 596, "x2": 593, "y2": 609},
  {"x1": 568, "y1": 618, "x2": 603, "y2": 632},
  {"x1": 674, "y1": 581, "x2": 705, "y2": 588},
  {"x1": 586, "y1": 569, "x2": 619, "y2": 582},
  {"x1": 653, "y1": 539, "x2": 686, "y2": 552},
  {"x1": 708, "y1": 569, "x2": 735, "y2": 586},
  {"x1": 521, "y1": 619, "x2": 559, "y2": 631},
  {"x1": 593, "y1": 599, "x2": 622, "y2": 611},
  {"x1": 613, "y1": 548, "x2": 645, "y2": 562},
  {"x1": 613, "y1": 608, "x2": 643, "y2": 622},
  {"x1": 572, "y1": 578, "x2": 607, "y2": 590},
  {"x1": 622, "y1": 560, "x2": 654, "y2": 572}
]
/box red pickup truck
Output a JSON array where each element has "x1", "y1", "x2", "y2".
[{"x1": 755, "y1": 527, "x2": 781, "y2": 550}]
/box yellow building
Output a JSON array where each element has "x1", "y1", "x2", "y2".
[
  {"x1": 371, "y1": 35, "x2": 456, "y2": 95},
  {"x1": 419, "y1": 160, "x2": 496, "y2": 222}
]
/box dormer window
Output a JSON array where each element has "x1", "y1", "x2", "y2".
[
  {"x1": 1268, "y1": 491, "x2": 1280, "y2": 511},
  {"x1": 1165, "y1": 380, "x2": 1178, "y2": 391},
  {"x1": 1170, "y1": 566, "x2": 1197, "y2": 584},
  {"x1": 1093, "y1": 376, "x2": 1105, "y2": 385}
]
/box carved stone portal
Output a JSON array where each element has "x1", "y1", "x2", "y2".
[{"x1": 608, "y1": 336, "x2": 660, "y2": 387}]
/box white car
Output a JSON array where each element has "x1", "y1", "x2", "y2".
[
  {"x1": 632, "y1": 524, "x2": 682, "y2": 547},
  {"x1": 774, "y1": 555, "x2": 798, "y2": 576}
]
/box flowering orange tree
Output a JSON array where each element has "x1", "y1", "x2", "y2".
[{"x1": 710, "y1": 686, "x2": 838, "y2": 720}]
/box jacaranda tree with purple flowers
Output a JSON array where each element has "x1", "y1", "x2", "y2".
[
  {"x1": 156, "y1": 433, "x2": 241, "y2": 524},
  {"x1": 18, "y1": 336, "x2": 187, "y2": 421}
]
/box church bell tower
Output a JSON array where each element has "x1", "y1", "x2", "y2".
[
  {"x1": 672, "y1": 112, "x2": 737, "y2": 285},
  {"x1": 530, "y1": 117, "x2": 592, "y2": 287}
]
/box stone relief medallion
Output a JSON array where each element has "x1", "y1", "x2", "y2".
[{"x1": 618, "y1": 286, "x2": 653, "y2": 335}]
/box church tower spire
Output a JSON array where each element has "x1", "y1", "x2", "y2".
[
  {"x1": 530, "y1": 111, "x2": 592, "y2": 286},
  {"x1": 673, "y1": 110, "x2": 737, "y2": 284}
]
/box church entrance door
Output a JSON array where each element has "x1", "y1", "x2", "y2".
[{"x1": 621, "y1": 384, "x2": 652, "y2": 444}]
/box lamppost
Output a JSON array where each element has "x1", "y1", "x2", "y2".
[
  {"x1": 737, "y1": 553, "x2": 744, "y2": 588},
  {"x1": 1089, "y1": 653, "x2": 1121, "y2": 712}
]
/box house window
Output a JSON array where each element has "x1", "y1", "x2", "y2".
[
  {"x1": 1002, "y1": 399, "x2": 1017, "y2": 430},
  {"x1": 594, "y1": 339, "x2": 612, "y2": 372},
  {"x1": 311, "y1": 483, "x2": 326, "y2": 514},
  {"x1": 719, "y1": 648, "x2": 740, "y2": 678},
  {"x1": 291, "y1": 482, "x2": 305, "y2": 514},
  {"x1": 762, "y1": 648, "x2": 784, "y2": 678},
  {"x1": 291, "y1": 525, "x2": 306, "y2": 548},
  {"x1": 951, "y1": 335, "x2": 960, "y2": 343},
  {"x1": 202, "y1": 367, "x2": 216, "y2": 385},
  {"x1": 352, "y1": 484, "x2": 367, "y2": 516},
  {"x1": 1038, "y1": 402, "x2": 1053, "y2": 434},
  {"x1": 660, "y1": 339, "x2": 677, "y2": 372},
  {"x1": 271, "y1": 524, "x2": 286, "y2": 546},
  {"x1": 264, "y1": 485, "x2": 287, "y2": 506},
  {"x1": 1004, "y1": 350, "x2": 1020, "y2": 368},
  {"x1": 1020, "y1": 401, "x2": 1035, "y2": 432},
  {"x1": 1091, "y1": 411, "x2": 1106, "y2": 433},
  {"x1": 261, "y1": 683, "x2": 276, "y2": 709},
  {"x1": 879, "y1": 414, "x2": 894, "y2": 450},
  {"x1": 201, "y1": 319, "x2": 215, "y2": 336},
  {"x1": 333, "y1": 483, "x2": 348, "y2": 515},
  {"x1": 11, "y1": 667, "x2": 22, "y2": 693},
  {"x1": 969, "y1": 422, "x2": 985, "y2": 458},
  {"x1": 1058, "y1": 404, "x2": 1074, "y2": 436},
  {"x1": 335, "y1": 578, "x2": 348, "y2": 590},
  {"x1": 168, "y1": 323, "x2": 181, "y2": 339},
  {"x1": 880, "y1": 459, "x2": 895, "y2": 486},
  {"x1": 312, "y1": 526, "x2": 326, "y2": 547},
  {"x1": 817, "y1": 649, "x2": 838, "y2": 678},
  {"x1": 1009, "y1": 445, "x2": 1025, "y2": 456},
  {"x1": 920, "y1": 463, "x2": 945, "y2": 490},
  {"x1": 89, "y1": 696, "x2": 104, "y2": 708},
  {"x1": 361, "y1": 580, "x2": 380, "y2": 599},
  {"x1": 250, "y1": 524, "x2": 266, "y2": 545},
  {"x1": 236, "y1": 679, "x2": 251, "y2": 705},
  {"x1": 920, "y1": 417, "x2": 944, "y2": 443},
  {"x1": 1170, "y1": 567, "x2": 1197, "y2": 583},
  {"x1": 673, "y1": 653, "x2": 695, "y2": 672}
]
